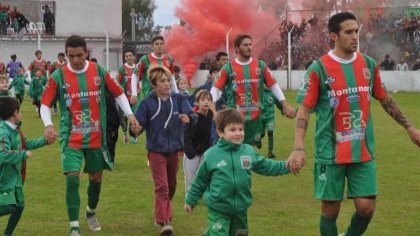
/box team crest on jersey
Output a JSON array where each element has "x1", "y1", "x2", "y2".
[
  {"x1": 363, "y1": 68, "x2": 371, "y2": 80},
  {"x1": 325, "y1": 76, "x2": 335, "y2": 85},
  {"x1": 240, "y1": 156, "x2": 251, "y2": 170},
  {"x1": 94, "y1": 76, "x2": 101, "y2": 86},
  {"x1": 255, "y1": 68, "x2": 261, "y2": 75}
]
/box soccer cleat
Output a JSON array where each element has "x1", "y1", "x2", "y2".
[
  {"x1": 268, "y1": 152, "x2": 276, "y2": 159},
  {"x1": 85, "y1": 214, "x2": 101, "y2": 232},
  {"x1": 160, "y1": 222, "x2": 173, "y2": 236},
  {"x1": 69, "y1": 229, "x2": 81, "y2": 236},
  {"x1": 123, "y1": 134, "x2": 129, "y2": 144},
  {"x1": 131, "y1": 137, "x2": 138, "y2": 144}
]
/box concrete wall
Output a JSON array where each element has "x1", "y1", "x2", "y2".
[{"x1": 190, "y1": 70, "x2": 420, "y2": 92}]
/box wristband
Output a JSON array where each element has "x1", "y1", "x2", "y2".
[{"x1": 294, "y1": 147, "x2": 305, "y2": 152}]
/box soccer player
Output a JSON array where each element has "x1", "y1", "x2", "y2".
[
  {"x1": 50, "y1": 52, "x2": 67, "y2": 74},
  {"x1": 288, "y1": 12, "x2": 420, "y2": 236},
  {"x1": 210, "y1": 34, "x2": 296, "y2": 146},
  {"x1": 6, "y1": 54, "x2": 24, "y2": 80},
  {"x1": 28, "y1": 50, "x2": 48, "y2": 79},
  {"x1": 116, "y1": 50, "x2": 137, "y2": 144},
  {"x1": 40, "y1": 35, "x2": 139, "y2": 236},
  {"x1": 130, "y1": 35, "x2": 178, "y2": 105}
]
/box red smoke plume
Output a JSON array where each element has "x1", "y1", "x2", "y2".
[{"x1": 166, "y1": 0, "x2": 280, "y2": 83}]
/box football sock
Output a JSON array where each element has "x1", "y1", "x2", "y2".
[
  {"x1": 66, "y1": 175, "x2": 80, "y2": 222},
  {"x1": 268, "y1": 131, "x2": 274, "y2": 152},
  {"x1": 345, "y1": 212, "x2": 372, "y2": 236},
  {"x1": 87, "y1": 180, "x2": 101, "y2": 213},
  {"x1": 4, "y1": 206, "x2": 23, "y2": 235},
  {"x1": 320, "y1": 215, "x2": 337, "y2": 236}
]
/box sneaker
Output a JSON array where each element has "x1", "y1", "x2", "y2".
[
  {"x1": 123, "y1": 134, "x2": 129, "y2": 144},
  {"x1": 160, "y1": 222, "x2": 173, "y2": 236},
  {"x1": 86, "y1": 214, "x2": 101, "y2": 232},
  {"x1": 70, "y1": 229, "x2": 81, "y2": 236},
  {"x1": 338, "y1": 233, "x2": 345, "y2": 236},
  {"x1": 131, "y1": 137, "x2": 138, "y2": 144},
  {"x1": 255, "y1": 141, "x2": 262, "y2": 149},
  {"x1": 268, "y1": 152, "x2": 276, "y2": 159}
]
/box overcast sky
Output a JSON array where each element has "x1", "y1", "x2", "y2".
[{"x1": 153, "y1": 0, "x2": 180, "y2": 26}]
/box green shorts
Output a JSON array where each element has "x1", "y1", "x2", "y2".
[
  {"x1": 314, "y1": 160, "x2": 377, "y2": 201},
  {"x1": 61, "y1": 148, "x2": 112, "y2": 174},
  {"x1": 244, "y1": 117, "x2": 262, "y2": 145},
  {"x1": 261, "y1": 117, "x2": 275, "y2": 133}
]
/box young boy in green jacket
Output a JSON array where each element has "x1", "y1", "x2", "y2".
[
  {"x1": 184, "y1": 108, "x2": 292, "y2": 236},
  {"x1": 8, "y1": 68, "x2": 29, "y2": 104},
  {"x1": 0, "y1": 97, "x2": 50, "y2": 235},
  {"x1": 29, "y1": 68, "x2": 47, "y2": 117}
]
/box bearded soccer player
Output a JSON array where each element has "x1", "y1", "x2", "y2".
[
  {"x1": 210, "y1": 34, "x2": 296, "y2": 145},
  {"x1": 130, "y1": 35, "x2": 178, "y2": 105},
  {"x1": 28, "y1": 50, "x2": 48, "y2": 78},
  {"x1": 288, "y1": 12, "x2": 420, "y2": 236},
  {"x1": 40, "y1": 35, "x2": 139, "y2": 236},
  {"x1": 116, "y1": 50, "x2": 137, "y2": 144}
]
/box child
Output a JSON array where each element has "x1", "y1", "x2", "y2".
[
  {"x1": 28, "y1": 68, "x2": 47, "y2": 117},
  {"x1": 184, "y1": 108, "x2": 290, "y2": 236},
  {"x1": 0, "y1": 97, "x2": 49, "y2": 236},
  {"x1": 176, "y1": 78, "x2": 193, "y2": 104},
  {"x1": 8, "y1": 68, "x2": 28, "y2": 104},
  {"x1": 133, "y1": 65, "x2": 197, "y2": 236},
  {"x1": 183, "y1": 90, "x2": 213, "y2": 193},
  {"x1": 0, "y1": 74, "x2": 9, "y2": 97}
]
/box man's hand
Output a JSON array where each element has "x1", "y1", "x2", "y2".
[
  {"x1": 184, "y1": 204, "x2": 193, "y2": 213},
  {"x1": 179, "y1": 114, "x2": 190, "y2": 124},
  {"x1": 282, "y1": 102, "x2": 297, "y2": 119},
  {"x1": 130, "y1": 96, "x2": 138, "y2": 105},
  {"x1": 128, "y1": 114, "x2": 142, "y2": 135},
  {"x1": 407, "y1": 126, "x2": 420, "y2": 147},
  {"x1": 44, "y1": 125, "x2": 57, "y2": 144},
  {"x1": 286, "y1": 149, "x2": 306, "y2": 175}
]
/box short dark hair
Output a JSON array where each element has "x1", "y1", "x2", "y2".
[
  {"x1": 216, "y1": 52, "x2": 228, "y2": 61},
  {"x1": 35, "y1": 50, "x2": 42, "y2": 56},
  {"x1": 34, "y1": 67, "x2": 42, "y2": 73},
  {"x1": 151, "y1": 35, "x2": 164, "y2": 44},
  {"x1": 234, "y1": 34, "x2": 252, "y2": 48},
  {"x1": 328, "y1": 12, "x2": 357, "y2": 34},
  {"x1": 0, "y1": 97, "x2": 20, "y2": 120},
  {"x1": 215, "y1": 108, "x2": 244, "y2": 133},
  {"x1": 124, "y1": 49, "x2": 135, "y2": 57},
  {"x1": 11, "y1": 54, "x2": 16, "y2": 60},
  {"x1": 65, "y1": 35, "x2": 87, "y2": 52},
  {"x1": 58, "y1": 52, "x2": 65, "y2": 57},
  {"x1": 209, "y1": 65, "x2": 220, "y2": 75}
]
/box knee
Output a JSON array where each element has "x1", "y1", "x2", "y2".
[
  {"x1": 322, "y1": 201, "x2": 341, "y2": 218},
  {"x1": 357, "y1": 204, "x2": 375, "y2": 218}
]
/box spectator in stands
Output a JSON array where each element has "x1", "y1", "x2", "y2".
[
  {"x1": 43, "y1": 5, "x2": 54, "y2": 35},
  {"x1": 15, "y1": 10, "x2": 29, "y2": 33},
  {"x1": 396, "y1": 58, "x2": 408, "y2": 71},
  {"x1": 0, "y1": 6, "x2": 8, "y2": 35},
  {"x1": 6, "y1": 54, "x2": 23, "y2": 80},
  {"x1": 379, "y1": 54, "x2": 395, "y2": 70},
  {"x1": 412, "y1": 58, "x2": 420, "y2": 70}
]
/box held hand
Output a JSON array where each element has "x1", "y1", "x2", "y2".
[
  {"x1": 179, "y1": 114, "x2": 190, "y2": 124},
  {"x1": 130, "y1": 96, "x2": 138, "y2": 105},
  {"x1": 283, "y1": 103, "x2": 297, "y2": 119},
  {"x1": 128, "y1": 115, "x2": 142, "y2": 135},
  {"x1": 407, "y1": 127, "x2": 420, "y2": 147},
  {"x1": 44, "y1": 125, "x2": 57, "y2": 144},
  {"x1": 286, "y1": 149, "x2": 306, "y2": 175},
  {"x1": 184, "y1": 204, "x2": 193, "y2": 213},
  {"x1": 26, "y1": 151, "x2": 32, "y2": 158}
]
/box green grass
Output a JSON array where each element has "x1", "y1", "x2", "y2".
[{"x1": 1, "y1": 91, "x2": 420, "y2": 235}]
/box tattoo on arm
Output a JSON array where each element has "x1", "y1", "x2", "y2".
[
  {"x1": 380, "y1": 96, "x2": 412, "y2": 129},
  {"x1": 296, "y1": 118, "x2": 308, "y2": 130}
]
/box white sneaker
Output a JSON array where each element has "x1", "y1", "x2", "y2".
[
  {"x1": 86, "y1": 214, "x2": 101, "y2": 232},
  {"x1": 70, "y1": 229, "x2": 81, "y2": 236},
  {"x1": 160, "y1": 223, "x2": 173, "y2": 235},
  {"x1": 338, "y1": 233, "x2": 346, "y2": 236}
]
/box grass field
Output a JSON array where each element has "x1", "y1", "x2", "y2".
[{"x1": 1, "y1": 91, "x2": 419, "y2": 236}]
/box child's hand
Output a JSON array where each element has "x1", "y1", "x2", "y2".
[
  {"x1": 179, "y1": 114, "x2": 190, "y2": 124},
  {"x1": 184, "y1": 204, "x2": 193, "y2": 213},
  {"x1": 130, "y1": 96, "x2": 138, "y2": 105},
  {"x1": 26, "y1": 151, "x2": 32, "y2": 158}
]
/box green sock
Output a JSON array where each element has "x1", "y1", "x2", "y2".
[
  {"x1": 87, "y1": 180, "x2": 102, "y2": 211},
  {"x1": 320, "y1": 215, "x2": 338, "y2": 236},
  {"x1": 268, "y1": 131, "x2": 274, "y2": 152},
  {"x1": 345, "y1": 212, "x2": 372, "y2": 236},
  {"x1": 66, "y1": 175, "x2": 80, "y2": 222},
  {"x1": 0, "y1": 205, "x2": 16, "y2": 217},
  {"x1": 4, "y1": 206, "x2": 23, "y2": 235}
]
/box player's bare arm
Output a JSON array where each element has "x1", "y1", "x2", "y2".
[
  {"x1": 287, "y1": 105, "x2": 310, "y2": 174},
  {"x1": 380, "y1": 95, "x2": 420, "y2": 146}
]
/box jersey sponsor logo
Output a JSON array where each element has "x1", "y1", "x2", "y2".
[
  {"x1": 325, "y1": 76, "x2": 335, "y2": 85},
  {"x1": 255, "y1": 68, "x2": 261, "y2": 75},
  {"x1": 64, "y1": 90, "x2": 101, "y2": 99},
  {"x1": 336, "y1": 127, "x2": 366, "y2": 142},
  {"x1": 72, "y1": 109, "x2": 100, "y2": 133},
  {"x1": 329, "y1": 97, "x2": 339, "y2": 108},
  {"x1": 94, "y1": 76, "x2": 101, "y2": 86},
  {"x1": 363, "y1": 68, "x2": 371, "y2": 80},
  {"x1": 327, "y1": 86, "x2": 370, "y2": 98},
  {"x1": 79, "y1": 97, "x2": 90, "y2": 104},
  {"x1": 346, "y1": 95, "x2": 360, "y2": 102},
  {"x1": 240, "y1": 155, "x2": 252, "y2": 170},
  {"x1": 234, "y1": 78, "x2": 259, "y2": 85},
  {"x1": 217, "y1": 160, "x2": 227, "y2": 167}
]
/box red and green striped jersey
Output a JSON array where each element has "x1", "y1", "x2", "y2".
[
  {"x1": 41, "y1": 61, "x2": 124, "y2": 149},
  {"x1": 117, "y1": 63, "x2": 135, "y2": 98},
  {"x1": 28, "y1": 59, "x2": 47, "y2": 78},
  {"x1": 214, "y1": 58, "x2": 277, "y2": 121},
  {"x1": 49, "y1": 60, "x2": 67, "y2": 75},
  {"x1": 296, "y1": 51, "x2": 387, "y2": 164},
  {"x1": 134, "y1": 53, "x2": 174, "y2": 98}
]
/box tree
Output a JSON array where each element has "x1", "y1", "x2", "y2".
[{"x1": 122, "y1": 0, "x2": 157, "y2": 42}]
